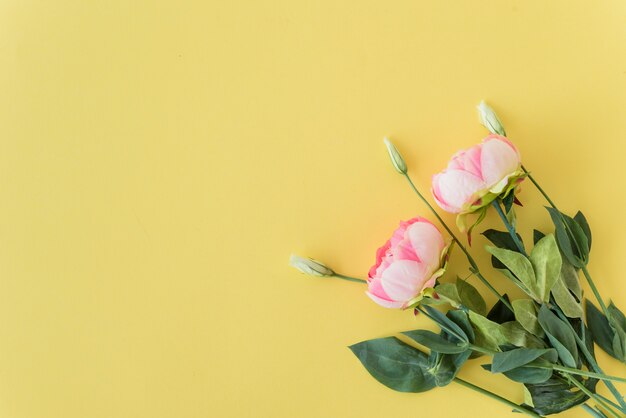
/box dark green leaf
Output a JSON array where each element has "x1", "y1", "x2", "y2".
[
  {"x1": 447, "y1": 310, "x2": 475, "y2": 343},
  {"x1": 432, "y1": 350, "x2": 471, "y2": 387},
  {"x1": 486, "y1": 294, "x2": 514, "y2": 324},
  {"x1": 422, "y1": 306, "x2": 467, "y2": 343},
  {"x1": 546, "y1": 207, "x2": 589, "y2": 268},
  {"x1": 533, "y1": 229, "x2": 546, "y2": 245},
  {"x1": 524, "y1": 376, "x2": 593, "y2": 415},
  {"x1": 482, "y1": 364, "x2": 553, "y2": 384},
  {"x1": 537, "y1": 305, "x2": 578, "y2": 368},
  {"x1": 586, "y1": 300, "x2": 617, "y2": 358},
  {"x1": 573, "y1": 211, "x2": 592, "y2": 251},
  {"x1": 349, "y1": 337, "x2": 436, "y2": 392},
  {"x1": 402, "y1": 330, "x2": 468, "y2": 354},
  {"x1": 492, "y1": 348, "x2": 556, "y2": 373},
  {"x1": 502, "y1": 191, "x2": 515, "y2": 213}
]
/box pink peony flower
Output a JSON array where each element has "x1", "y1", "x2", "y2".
[
  {"x1": 431, "y1": 135, "x2": 522, "y2": 214},
  {"x1": 367, "y1": 217, "x2": 448, "y2": 309}
]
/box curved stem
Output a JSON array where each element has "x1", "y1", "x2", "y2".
[
  {"x1": 582, "y1": 404, "x2": 608, "y2": 418},
  {"x1": 555, "y1": 309, "x2": 626, "y2": 410},
  {"x1": 491, "y1": 200, "x2": 527, "y2": 256},
  {"x1": 403, "y1": 174, "x2": 513, "y2": 311},
  {"x1": 332, "y1": 274, "x2": 367, "y2": 284},
  {"x1": 453, "y1": 377, "x2": 543, "y2": 418},
  {"x1": 552, "y1": 365, "x2": 626, "y2": 384},
  {"x1": 521, "y1": 166, "x2": 610, "y2": 318},
  {"x1": 566, "y1": 375, "x2": 622, "y2": 418},
  {"x1": 581, "y1": 264, "x2": 609, "y2": 317}
]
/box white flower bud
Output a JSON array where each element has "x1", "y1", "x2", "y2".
[
  {"x1": 383, "y1": 137, "x2": 407, "y2": 174},
  {"x1": 289, "y1": 254, "x2": 334, "y2": 277},
  {"x1": 477, "y1": 100, "x2": 506, "y2": 136}
]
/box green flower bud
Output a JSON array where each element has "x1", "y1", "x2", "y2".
[
  {"x1": 289, "y1": 254, "x2": 334, "y2": 277},
  {"x1": 477, "y1": 100, "x2": 506, "y2": 136},
  {"x1": 383, "y1": 137, "x2": 407, "y2": 174}
]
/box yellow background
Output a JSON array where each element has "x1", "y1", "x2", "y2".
[{"x1": 0, "y1": 1, "x2": 625, "y2": 417}]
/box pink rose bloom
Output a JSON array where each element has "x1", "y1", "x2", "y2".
[
  {"x1": 367, "y1": 217, "x2": 447, "y2": 309},
  {"x1": 431, "y1": 134, "x2": 522, "y2": 214}
]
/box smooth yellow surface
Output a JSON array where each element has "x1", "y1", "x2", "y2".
[{"x1": 0, "y1": 1, "x2": 625, "y2": 417}]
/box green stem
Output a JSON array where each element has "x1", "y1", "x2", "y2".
[
  {"x1": 596, "y1": 394, "x2": 626, "y2": 414},
  {"x1": 332, "y1": 274, "x2": 367, "y2": 284},
  {"x1": 582, "y1": 404, "x2": 608, "y2": 418},
  {"x1": 491, "y1": 200, "x2": 527, "y2": 256},
  {"x1": 581, "y1": 264, "x2": 610, "y2": 317},
  {"x1": 403, "y1": 174, "x2": 513, "y2": 311},
  {"x1": 555, "y1": 309, "x2": 626, "y2": 410},
  {"x1": 453, "y1": 377, "x2": 543, "y2": 418},
  {"x1": 566, "y1": 375, "x2": 623, "y2": 418},
  {"x1": 468, "y1": 344, "x2": 496, "y2": 356},
  {"x1": 521, "y1": 166, "x2": 610, "y2": 318},
  {"x1": 552, "y1": 365, "x2": 626, "y2": 384}
]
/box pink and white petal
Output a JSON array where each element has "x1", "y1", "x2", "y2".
[
  {"x1": 450, "y1": 145, "x2": 483, "y2": 179},
  {"x1": 480, "y1": 136, "x2": 521, "y2": 186},
  {"x1": 365, "y1": 291, "x2": 404, "y2": 309},
  {"x1": 406, "y1": 221, "x2": 445, "y2": 268},
  {"x1": 432, "y1": 169, "x2": 485, "y2": 213},
  {"x1": 432, "y1": 174, "x2": 462, "y2": 213},
  {"x1": 380, "y1": 260, "x2": 426, "y2": 302},
  {"x1": 392, "y1": 238, "x2": 419, "y2": 262}
]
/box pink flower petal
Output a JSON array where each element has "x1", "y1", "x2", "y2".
[
  {"x1": 431, "y1": 169, "x2": 485, "y2": 213},
  {"x1": 380, "y1": 260, "x2": 427, "y2": 302},
  {"x1": 406, "y1": 221, "x2": 445, "y2": 270},
  {"x1": 480, "y1": 136, "x2": 521, "y2": 187}
]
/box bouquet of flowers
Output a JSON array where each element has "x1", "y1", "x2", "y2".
[{"x1": 290, "y1": 102, "x2": 626, "y2": 417}]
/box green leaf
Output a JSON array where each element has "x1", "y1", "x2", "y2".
[
  {"x1": 503, "y1": 191, "x2": 515, "y2": 214},
  {"x1": 585, "y1": 300, "x2": 618, "y2": 359},
  {"x1": 492, "y1": 348, "x2": 556, "y2": 373},
  {"x1": 447, "y1": 310, "x2": 475, "y2": 343},
  {"x1": 533, "y1": 229, "x2": 546, "y2": 245},
  {"x1": 512, "y1": 299, "x2": 544, "y2": 337},
  {"x1": 349, "y1": 337, "x2": 436, "y2": 393},
  {"x1": 608, "y1": 302, "x2": 626, "y2": 331},
  {"x1": 482, "y1": 363, "x2": 553, "y2": 384},
  {"x1": 468, "y1": 311, "x2": 508, "y2": 351},
  {"x1": 608, "y1": 302, "x2": 626, "y2": 359},
  {"x1": 529, "y1": 234, "x2": 562, "y2": 302},
  {"x1": 551, "y1": 275, "x2": 582, "y2": 318},
  {"x1": 402, "y1": 330, "x2": 468, "y2": 354},
  {"x1": 537, "y1": 305, "x2": 578, "y2": 368},
  {"x1": 431, "y1": 350, "x2": 471, "y2": 387},
  {"x1": 456, "y1": 279, "x2": 486, "y2": 315},
  {"x1": 422, "y1": 306, "x2": 467, "y2": 343},
  {"x1": 483, "y1": 229, "x2": 524, "y2": 270},
  {"x1": 486, "y1": 294, "x2": 515, "y2": 324},
  {"x1": 524, "y1": 376, "x2": 594, "y2": 415},
  {"x1": 486, "y1": 246, "x2": 539, "y2": 300},
  {"x1": 500, "y1": 321, "x2": 545, "y2": 349},
  {"x1": 546, "y1": 207, "x2": 589, "y2": 268},
  {"x1": 433, "y1": 283, "x2": 460, "y2": 307},
  {"x1": 573, "y1": 211, "x2": 592, "y2": 251},
  {"x1": 560, "y1": 260, "x2": 582, "y2": 300}
]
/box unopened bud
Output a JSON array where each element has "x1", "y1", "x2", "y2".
[
  {"x1": 383, "y1": 137, "x2": 407, "y2": 174},
  {"x1": 289, "y1": 254, "x2": 334, "y2": 277},
  {"x1": 477, "y1": 101, "x2": 506, "y2": 136}
]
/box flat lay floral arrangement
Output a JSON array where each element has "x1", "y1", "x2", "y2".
[{"x1": 290, "y1": 103, "x2": 626, "y2": 417}]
